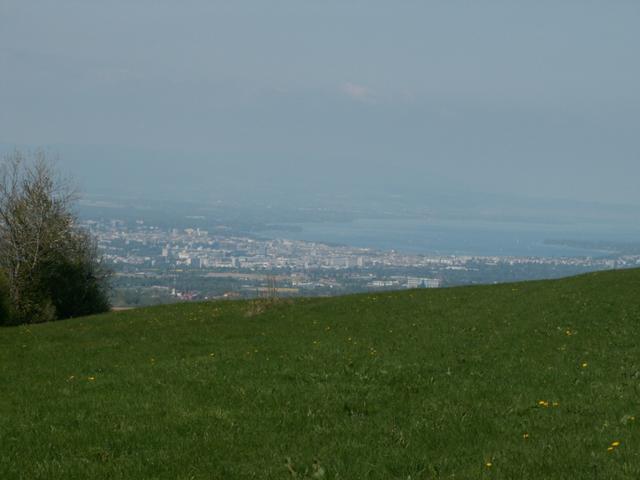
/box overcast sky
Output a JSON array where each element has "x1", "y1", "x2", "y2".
[{"x1": 1, "y1": 1, "x2": 639, "y2": 204}]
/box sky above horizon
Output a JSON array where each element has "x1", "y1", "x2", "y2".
[{"x1": 1, "y1": 1, "x2": 639, "y2": 205}]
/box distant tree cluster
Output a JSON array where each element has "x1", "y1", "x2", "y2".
[{"x1": 0, "y1": 150, "x2": 111, "y2": 325}]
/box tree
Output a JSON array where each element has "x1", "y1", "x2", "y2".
[{"x1": 0, "y1": 150, "x2": 111, "y2": 323}]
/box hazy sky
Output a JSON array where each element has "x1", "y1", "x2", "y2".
[{"x1": 1, "y1": 1, "x2": 639, "y2": 204}]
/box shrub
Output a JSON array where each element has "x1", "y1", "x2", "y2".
[
  {"x1": 0, "y1": 269, "x2": 12, "y2": 325},
  {"x1": 36, "y1": 232, "x2": 111, "y2": 319},
  {"x1": 0, "y1": 150, "x2": 111, "y2": 323}
]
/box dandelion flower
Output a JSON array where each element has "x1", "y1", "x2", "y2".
[{"x1": 612, "y1": 441, "x2": 621, "y2": 447}]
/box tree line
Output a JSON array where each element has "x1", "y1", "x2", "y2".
[{"x1": 0, "y1": 150, "x2": 111, "y2": 325}]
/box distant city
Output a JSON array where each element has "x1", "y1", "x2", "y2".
[{"x1": 82, "y1": 216, "x2": 640, "y2": 307}]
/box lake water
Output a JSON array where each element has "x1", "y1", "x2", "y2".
[{"x1": 263, "y1": 217, "x2": 640, "y2": 258}]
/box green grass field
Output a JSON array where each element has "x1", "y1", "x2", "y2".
[{"x1": 2, "y1": 269, "x2": 640, "y2": 479}]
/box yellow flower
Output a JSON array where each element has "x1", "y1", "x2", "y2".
[
  {"x1": 607, "y1": 446, "x2": 615, "y2": 452},
  {"x1": 88, "y1": 376, "x2": 96, "y2": 381},
  {"x1": 581, "y1": 362, "x2": 588, "y2": 368},
  {"x1": 485, "y1": 462, "x2": 493, "y2": 468},
  {"x1": 523, "y1": 433, "x2": 529, "y2": 439},
  {"x1": 611, "y1": 441, "x2": 621, "y2": 447}
]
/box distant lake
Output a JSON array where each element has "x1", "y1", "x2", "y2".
[{"x1": 261, "y1": 217, "x2": 640, "y2": 258}]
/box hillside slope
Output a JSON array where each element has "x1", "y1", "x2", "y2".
[{"x1": 2, "y1": 269, "x2": 640, "y2": 479}]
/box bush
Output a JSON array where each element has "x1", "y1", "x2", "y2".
[
  {"x1": 36, "y1": 232, "x2": 111, "y2": 319},
  {"x1": 1, "y1": 150, "x2": 111, "y2": 324},
  {"x1": 0, "y1": 270, "x2": 12, "y2": 325}
]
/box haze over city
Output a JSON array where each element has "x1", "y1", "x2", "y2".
[{"x1": 2, "y1": 0, "x2": 639, "y2": 210}]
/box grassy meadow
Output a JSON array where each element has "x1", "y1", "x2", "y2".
[{"x1": 2, "y1": 269, "x2": 640, "y2": 478}]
